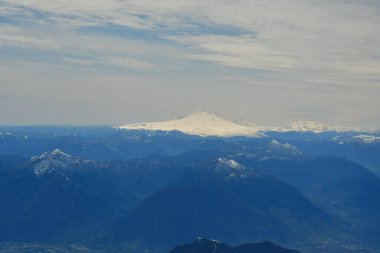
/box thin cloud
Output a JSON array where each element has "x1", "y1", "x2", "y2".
[
  {"x1": 64, "y1": 56, "x2": 159, "y2": 71},
  {"x1": 1, "y1": 0, "x2": 379, "y2": 80},
  {"x1": 0, "y1": 0, "x2": 379, "y2": 126},
  {"x1": 0, "y1": 24, "x2": 58, "y2": 49}
]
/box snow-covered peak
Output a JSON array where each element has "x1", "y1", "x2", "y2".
[
  {"x1": 236, "y1": 140, "x2": 305, "y2": 162},
  {"x1": 265, "y1": 140, "x2": 304, "y2": 156},
  {"x1": 32, "y1": 148, "x2": 71, "y2": 162},
  {"x1": 30, "y1": 149, "x2": 87, "y2": 177},
  {"x1": 0, "y1": 131, "x2": 13, "y2": 137},
  {"x1": 196, "y1": 237, "x2": 221, "y2": 244},
  {"x1": 269, "y1": 120, "x2": 376, "y2": 133},
  {"x1": 268, "y1": 140, "x2": 299, "y2": 151},
  {"x1": 287, "y1": 120, "x2": 330, "y2": 133},
  {"x1": 353, "y1": 135, "x2": 380, "y2": 144},
  {"x1": 51, "y1": 148, "x2": 68, "y2": 155},
  {"x1": 185, "y1": 111, "x2": 223, "y2": 121},
  {"x1": 214, "y1": 158, "x2": 250, "y2": 178},
  {"x1": 216, "y1": 158, "x2": 245, "y2": 170},
  {"x1": 331, "y1": 134, "x2": 380, "y2": 144},
  {"x1": 118, "y1": 111, "x2": 263, "y2": 137}
]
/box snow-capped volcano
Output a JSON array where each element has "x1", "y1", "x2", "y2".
[
  {"x1": 118, "y1": 112, "x2": 376, "y2": 136},
  {"x1": 119, "y1": 111, "x2": 263, "y2": 137}
]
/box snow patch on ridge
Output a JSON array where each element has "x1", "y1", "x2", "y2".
[
  {"x1": 215, "y1": 158, "x2": 248, "y2": 178},
  {"x1": 217, "y1": 158, "x2": 244, "y2": 170}
]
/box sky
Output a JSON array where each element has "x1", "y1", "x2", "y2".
[{"x1": 0, "y1": 0, "x2": 379, "y2": 127}]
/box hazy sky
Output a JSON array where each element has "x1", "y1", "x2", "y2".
[{"x1": 0, "y1": 0, "x2": 379, "y2": 127}]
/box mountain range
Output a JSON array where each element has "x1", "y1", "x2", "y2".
[{"x1": 1, "y1": 120, "x2": 380, "y2": 252}]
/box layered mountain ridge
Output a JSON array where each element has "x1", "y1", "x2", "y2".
[{"x1": 1, "y1": 132, "x2": 380, "y2": 252}]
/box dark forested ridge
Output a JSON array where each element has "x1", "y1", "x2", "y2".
[{"x1": 105, "y1": 159, "x2": 334, "y2": 249}]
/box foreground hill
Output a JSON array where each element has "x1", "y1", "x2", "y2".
[
  {"x1": 0, "y1": 149, "x2": 138, "y2": 242},
  {"x1": 236, "y1": 155, "x2": 380, "y2": 248},
  {"x1": 103, "y1": 159, "x2": 335, "y2": 252}
]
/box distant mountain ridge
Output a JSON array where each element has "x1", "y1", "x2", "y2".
[{"x1": 118, "y1": 112, "x2": 377, "y2": 137}]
